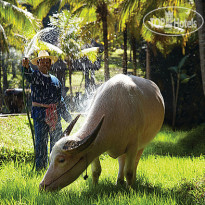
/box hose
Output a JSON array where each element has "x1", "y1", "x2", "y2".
[{"x1": 22, "y1": 66, "x2": 36, "y2": 170}]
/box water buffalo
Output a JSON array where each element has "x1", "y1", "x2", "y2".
[{"x1": 40, "y1": 74, "x2": 165, "y2": 191}]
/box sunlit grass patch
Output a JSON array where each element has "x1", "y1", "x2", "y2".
[
  {"x1": 138, "y1": 155, "x2": 205, "y2": 189},
  {"x1": 0, "y1": 154, "x2": 205, "y2": 204},
  {"x1": 144, "y1": 124, "x2": 205, "y2": 157},
  {"x1": 155, "y1": 126, "x2": 187, "y2": 143},
  {"x1": 0, "y1": 115, "x2": 34, "y2": 162}
]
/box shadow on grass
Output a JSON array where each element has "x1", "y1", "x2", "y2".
[
  {"x1": 63, "y1": 177, "x2": 203, "y2": 205},
  {"x1": 144, "y1": 124, "x2": 205, "y2": 157},
  {"x1": 1, "y1": 173, "x2": 203, "y2": 205}
]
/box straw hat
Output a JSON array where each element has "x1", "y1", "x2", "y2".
[{"x1": 30, "y1": 50, "x2": 58, "y2": 65}]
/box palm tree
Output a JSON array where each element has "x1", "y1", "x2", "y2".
[
  {"x1": 46, "y1": 10, "x2": 82, "y2": 95},
  {"x1": 68, "y1": 0, "x2": 118, "y2": 81},
  {"x1": 119, "y1": 0, "x2": 198, "y2": 78},
  {"x1": 0, "y1": 0, "x2": 40, "y2": 111},
  {"x1": 25, "y1": 0, "x2": 113, "y2": 81},
  {"x1": 99, "y1": 1, "x2": 110, "y2": 81},
  {"x1": 49, "y1": 10, "x2": 99, "y2": 95},
  {"x1": 119, "y1": 0, "x2": 145, "y2": 76},
  {"x1": 122, "y1": 24, "x2": 128, "y2": 74},
  {"x1": 21, "y1": 0, "x2": 65, "y2": 21},
  {"x1": 195, "y1": 0, "x2": 205, "y2": 95},
  {"x1": 0, "y1": 0, "x2": 39, "y2": 38},
  {"x1": 0, "y1": 0, "x2": 40, "y2": 63},
  {"x1": 146, "y1": 42, "x2": 151, "y2": 79}
]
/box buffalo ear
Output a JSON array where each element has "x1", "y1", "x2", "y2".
[
  {"x1": 61, "y1": 114, "x2": 80, "y2": 138},
  {"x1": 63, "y1": 115, "x2": 105, "y2": 154}
]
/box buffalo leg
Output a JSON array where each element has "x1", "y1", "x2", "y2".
[
  {"x1": 124, "y1": 146, "x2": 139, "y2": 187},
  {"x1": 91, "y1": 157, "x2": 101, "y2": 185},
  {"x1": 133, "y1": 148, "x2": 144, "y2": 182},
  {"x1": 117, "y1": 154, "x2": 126, "y2": 185}
]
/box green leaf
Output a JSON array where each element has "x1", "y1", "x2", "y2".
[
  {"x1": 181, "y1": 78, "x2": 190, "y2": 84},
  {"x1": 81, "y1": 47, "x2": 99, "y2": 63},
  {"x1": 168, "y1": 66, "x2": 178, "y2": 73},
  {"x1": 178, "y1": 55, "x2": 189, "y2": 69},
  {"x1": 0, "y1": 0, "x2": 40, "y2": 36},
  {"x1": 181, "y1": 74, "x2": 196, "y2": 84},
  {"x1": 38, "y1": 41, "x2": 64, "y2": 56},
  {"x1": 0, "y1": 24, "x2": 9, "y2": 53},
  {"x1": 190, "y1": 74, "x2": 196, "y2": 79},
  {"x1": 180, "y1": 73, "x2": 189, "y2": 80}
]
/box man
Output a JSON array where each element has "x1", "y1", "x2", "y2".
[{"x1": 22, "y1": 50, "x2": 72, "y2": 171}]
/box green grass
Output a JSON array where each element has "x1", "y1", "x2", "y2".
[
  {"x1": 0, "y1": 155, "x2": 205, "y2": 204},
  {"x1": 0, "y1": 115, "x2": 205, "y2": 204},
  {"x1": 0, "y1": 115, "x2": 84, "y2": 162},
  {"x1": 144, "y1": 125, "x2": 205, "y2": 157},
  {"x1": 0, "y1": 115, "x2": 33, "y2": 162}
]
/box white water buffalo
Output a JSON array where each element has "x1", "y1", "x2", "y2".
[{"x1": 39, "y1": 74, "x2": 165, "y2": 191}]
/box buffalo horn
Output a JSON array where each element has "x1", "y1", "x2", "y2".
[
  {"x1": 61, "y1": 114, "x2": 81, "y2": 138},
  {"x1": 63, "y1": 115, "x2": 105, "y2": 154}
]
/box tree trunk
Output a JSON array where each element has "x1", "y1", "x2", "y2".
[
  {"x1": 146, "y1": 42, "x2": 151, "y2": 79},
  {"x1": 67, "y1": 59, "x2": 73, "y2": 96},
  {"x1": 12, "y1": 61, "x2": 16, "y2": 78},
  {"x1": 2, "y1": 57, "x2": 8, "y2": 91},
  {"x1": 130, "y1": 45, "x2": 132, "y2": 62},
  {"x1": 101, "y1": 2, "x2": 110, "y2": 81},
  {"x1": 196, "y1": 0, "x2": 205, "y2": 95},
  {"x1": 131, "y1": 35, "x2": 137, "y2": 75},
  {"x1": 123, "y1": 24, "x2": 128, "y2": 75},
  {"x1": 171, "y1": 74, "x2": 176, "y2": 129},
  {"x1": 0, "y1": 54, "x2": 2, "y2": 112}
]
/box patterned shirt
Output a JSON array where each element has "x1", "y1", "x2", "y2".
[{"x1": 23, "y1": 66, "x2": 72, "y2": 122}]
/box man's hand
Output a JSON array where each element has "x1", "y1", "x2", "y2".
[{"x1": 22, "y1": 58, "x2": 29, "y2": 69}]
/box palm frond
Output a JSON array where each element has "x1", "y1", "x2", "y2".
[
  {"x1": 19, "y1": 0, "x2": 44, "y2": 9},
  {"x1": 58, "y1": 0, "x2": 69, "y2": 11},
  {"x1": 81, "y1": 47, "x2": 99, "y2": 62},
  {"x1": 32, "y1": 0, "x2": 59, "y2": 20},
  {"x1": 78, "y1": 6, "x2": 97, "y2": 23},
  {"x1": 38, "y1": 41, "x2": 64, "y2": 56},
  {"x1": 119, "y1": 0, "x2": 140, "y2": 28},
  {"x1": 7, "y1": 0, "x2": 18, "y2": 6},
  {"x1": 0, "y1": 23, "x2": 9, "y2": 53},
  {"x1": 0, "y1": 0, "x2": 40, "y2": 36}
]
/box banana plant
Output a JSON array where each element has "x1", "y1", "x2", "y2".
[
  {"x1": 168, "y1": 55, "x2": 196, "y2": 129},
  {"x1": 49, "y1": 10, "x2": 99, "y2": 95}
]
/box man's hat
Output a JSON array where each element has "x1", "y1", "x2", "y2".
[{"x1": 30, "y1": 50, "x2": 58, "y2": 65}]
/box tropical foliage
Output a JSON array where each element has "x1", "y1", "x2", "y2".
[
  {"x1": 0, "y1": 0, "x2": 40, "y2": 51},
  {"x1": 0, "y1": 0, "x2": 204, "y2": 122}
]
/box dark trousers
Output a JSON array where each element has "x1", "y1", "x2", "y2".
[{"x1": 33, "y1": 118, "x2": 62, "y2": 171}]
